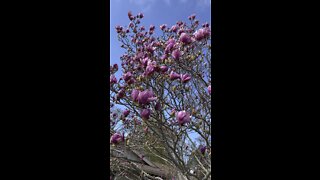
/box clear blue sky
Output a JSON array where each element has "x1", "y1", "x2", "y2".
[{"x1": 110, "y1": 0, "x2": 211, "y2": 69}]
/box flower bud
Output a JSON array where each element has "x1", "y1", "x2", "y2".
[
  {"x1": 141, "y1": 109, "x2": 151, "y2": 120},
  {"x1": 176, "y1": 110, "x2": 191, "y2": 125}
]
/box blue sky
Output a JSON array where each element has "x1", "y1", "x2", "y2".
[{"x1": 110, "y1": 0, "x2": 211, "y2": 69}]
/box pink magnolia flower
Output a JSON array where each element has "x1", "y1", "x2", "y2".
[
  {"x1": 117, "y1": 89, "x2": 125, "y2": 99},
  {"x1": 123, "y1": 109, "x2": 130, "y2": 117},
  {"x1": 149, "y1": 25, "x2": 155, "y2": 31},
  {"x1": 128, "y1": 11, "x2": 133, "y2": 19},
  {"x1": 172, "y1": 49, "x2": 181, "y2": 60},
  {"x1": 160, "y1": 54, "x2": 167, "y2": 61},
  {"x1": 165, "y1": 43, "x2": 174, "y2": 54},
  {"x1": 200, "y1": 145, "x2": 206, "y2": 154},
  {"x1": 188, "y1": 14, "x2": 196, "y2": 20},
  {"x1": 170, "y1": 25, "x2": 179, "y2": 32},
  {"x1": 160, "y1": 65, "x2": 168, "y2": 72},
  {"x1": 194, "y1": 27, "x2": 211, "y2": 41},
  {"x1": 127, "y1": 78, "x2": 135, "y2": 85},
  {"x1": 170, "y1": 71, "x2": 181, "y2": 80},
  {"x1": 180, "y1": 74, "x2": 192, "y2": 83},
  {"x1": 138, "y1": 13, "x2": 144, "y2": 19},
  {"x1": 113, "y1": 64, "x2": 118, "y2": 70},
  {"x1": 145, "y1": 65, "x2": 155, "y2": 76},
  {"x1": 110, "y1": 75, "x2": 117, "y2": 84},
  {"x1": 131, "y1": 89, "x2": 140, "y2": 102},
  {"x1": 166, "y1": 39, "x2": 176, "y2": 45},
  {"x1": 115, "y1": 26, "x2": 123, "y2": 33},
  {"x1": 160, "y1": 24, "x2": 167, "y2": 30},
  {"x1": 123, "y1": 72, "x2": 132, "y2": 82},
  {"x1": 141, "y1": 109, "x2": 151, "y2": 120},
  {"x1": 176, "y1": 110, "x2": 191, "y2": 125},
  {"x1": 110, "y1": 133, "x2": 123, "y2": 144},
  {"x1": 179, "y1": 33, "x2": 192, "y2": 44},
  {"x1": 137, "y1": 90, "x2": 157, "y2": 105},
  {"x1": 129, "y1": 22, "x2": 134, "y2": 28},
  {"x1": 141, "y1": 57, "x2": 149, "y2": 66}
]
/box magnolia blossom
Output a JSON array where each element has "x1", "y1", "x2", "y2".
[
  {"x1": 113, "y1": 64, "x2": 118, "y2": 70},
  {"x1": 110, "y1": 75, "x2": 117, "y2": 84},
  {"x1": 170, "y1": 71, "x2": 180, "y2": 80},
  {"x1": 137, "y1": 90, "x2": 157, "y2": 105},
  {"x1": 188, "y1": 14, "x2": 196, "y2": 20},
  {"x1": 131, "y1": 89, "x2": 140, "y2": 102},
  {"x1": 137, "y1": 13, "x2": 144, "y2": 18},
  {"x1": 123, "y1": 72, "x2": 132, "y2": 82},
  {"x1": 160, "y1": 65, "x2": 168, "y2": 72},
  {"x1": 145, "y1": 60, "x2": 157, "y2": 76},
  {"x1": 166, "y1": 39, "x2": 176, "y2": 45},
  {"x1": 200, "y1": 145, "x2": 206, "y2": 154},
  {"x1": 123, "y1": 109, "x2": 130, "y2": 117},
  {"x1": 141, "y1": 109, "x2": 151, "y2": 120},
  {"x1": 145, "y1": 65, "x2": 155, "y2": 76},
  {"x1": 176, "y1": 110, "x2": 191, "y2": 125},
  {"x1": 115, "y1": 26, "x2": 123, "y2": 33},
  {"x1": 165, "y1": 43, "x2": 174, "y2": 54},
  {"x1": 179, "y1": 33, "x2": 192, "y2": 44},
  {"x1": 194, "y1": 27, "x2": 211, "y2": 41},
  {"x1": 172, "y1": 49, "x2": 181, "y2": 60},
  {"x1": 160, "y1": 24, "x2": 167, "y2": 30},
  {"x1": 170, "y1": 25, "x2": 179, "y2": 32},
  {"x1": 180, "y1": 74, "x2": 192, "y2": 83},
  {"x1": 127, "y1": 78, "x2": 135, "y2": 85},
  {"x1": 110, "y1": 133, "x2": 123, "y2": 144},
  {"x1": 117, "y1": 89, "x2": 125, "y2": 99}
]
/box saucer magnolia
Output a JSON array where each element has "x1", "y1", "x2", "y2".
[
  {"x1": 176, "y1": 110, "x2": 191, "y2": 125},
  {"x1": 179, "y1": 33, "x2": 192, "y2": 44},
  {"x1": 131, "y1": 89, "x2": 140, "y2": 102},
  {"x1": 110, "y1": 12, "x2": 211, "y2": 179},
  {"x1": 137, "y1": 90, "x2": 157, "y2": 105},
  {"x1": 180, "y1": 74, "x2": 192, "y2": 83},
  {"x1": 172, "y1": 49, "x2": 181, "y2": 60},
  {"x1": 123, "y1": 72, "x2": 132, "y2": 81},
  {"x1": 200, "y1": 145, "x2": 206, "y2": 154},
  {"x1": 141, "y1": 109, "x2": 151, "y2": 120},
  {"x1": 123, "y1": 109, "x2": 130, "y2": 117},
  {"x1": 169, "y1": 71, "x2": 180, "y2": 80},
  {"x1": 110, "y1": 75, "x2": 117, "y2": 84},
  {"x1": 160, "y1": 65, "x2": 168, "y2": 72},
  {"x1": 110, "y1": 133, "x2": 123, "y2": 144}
]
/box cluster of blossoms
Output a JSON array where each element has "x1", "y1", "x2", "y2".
[
  {"x1": 110, "y1": 11, "x2": 211, "y2": 137},
  {"x1": 110, "y1": 11, "x2": 212, "y2": 179}
]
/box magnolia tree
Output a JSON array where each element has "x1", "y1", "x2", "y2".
[{"x1": 110, "y1": 11, "x2": 212, "y2": 180}]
